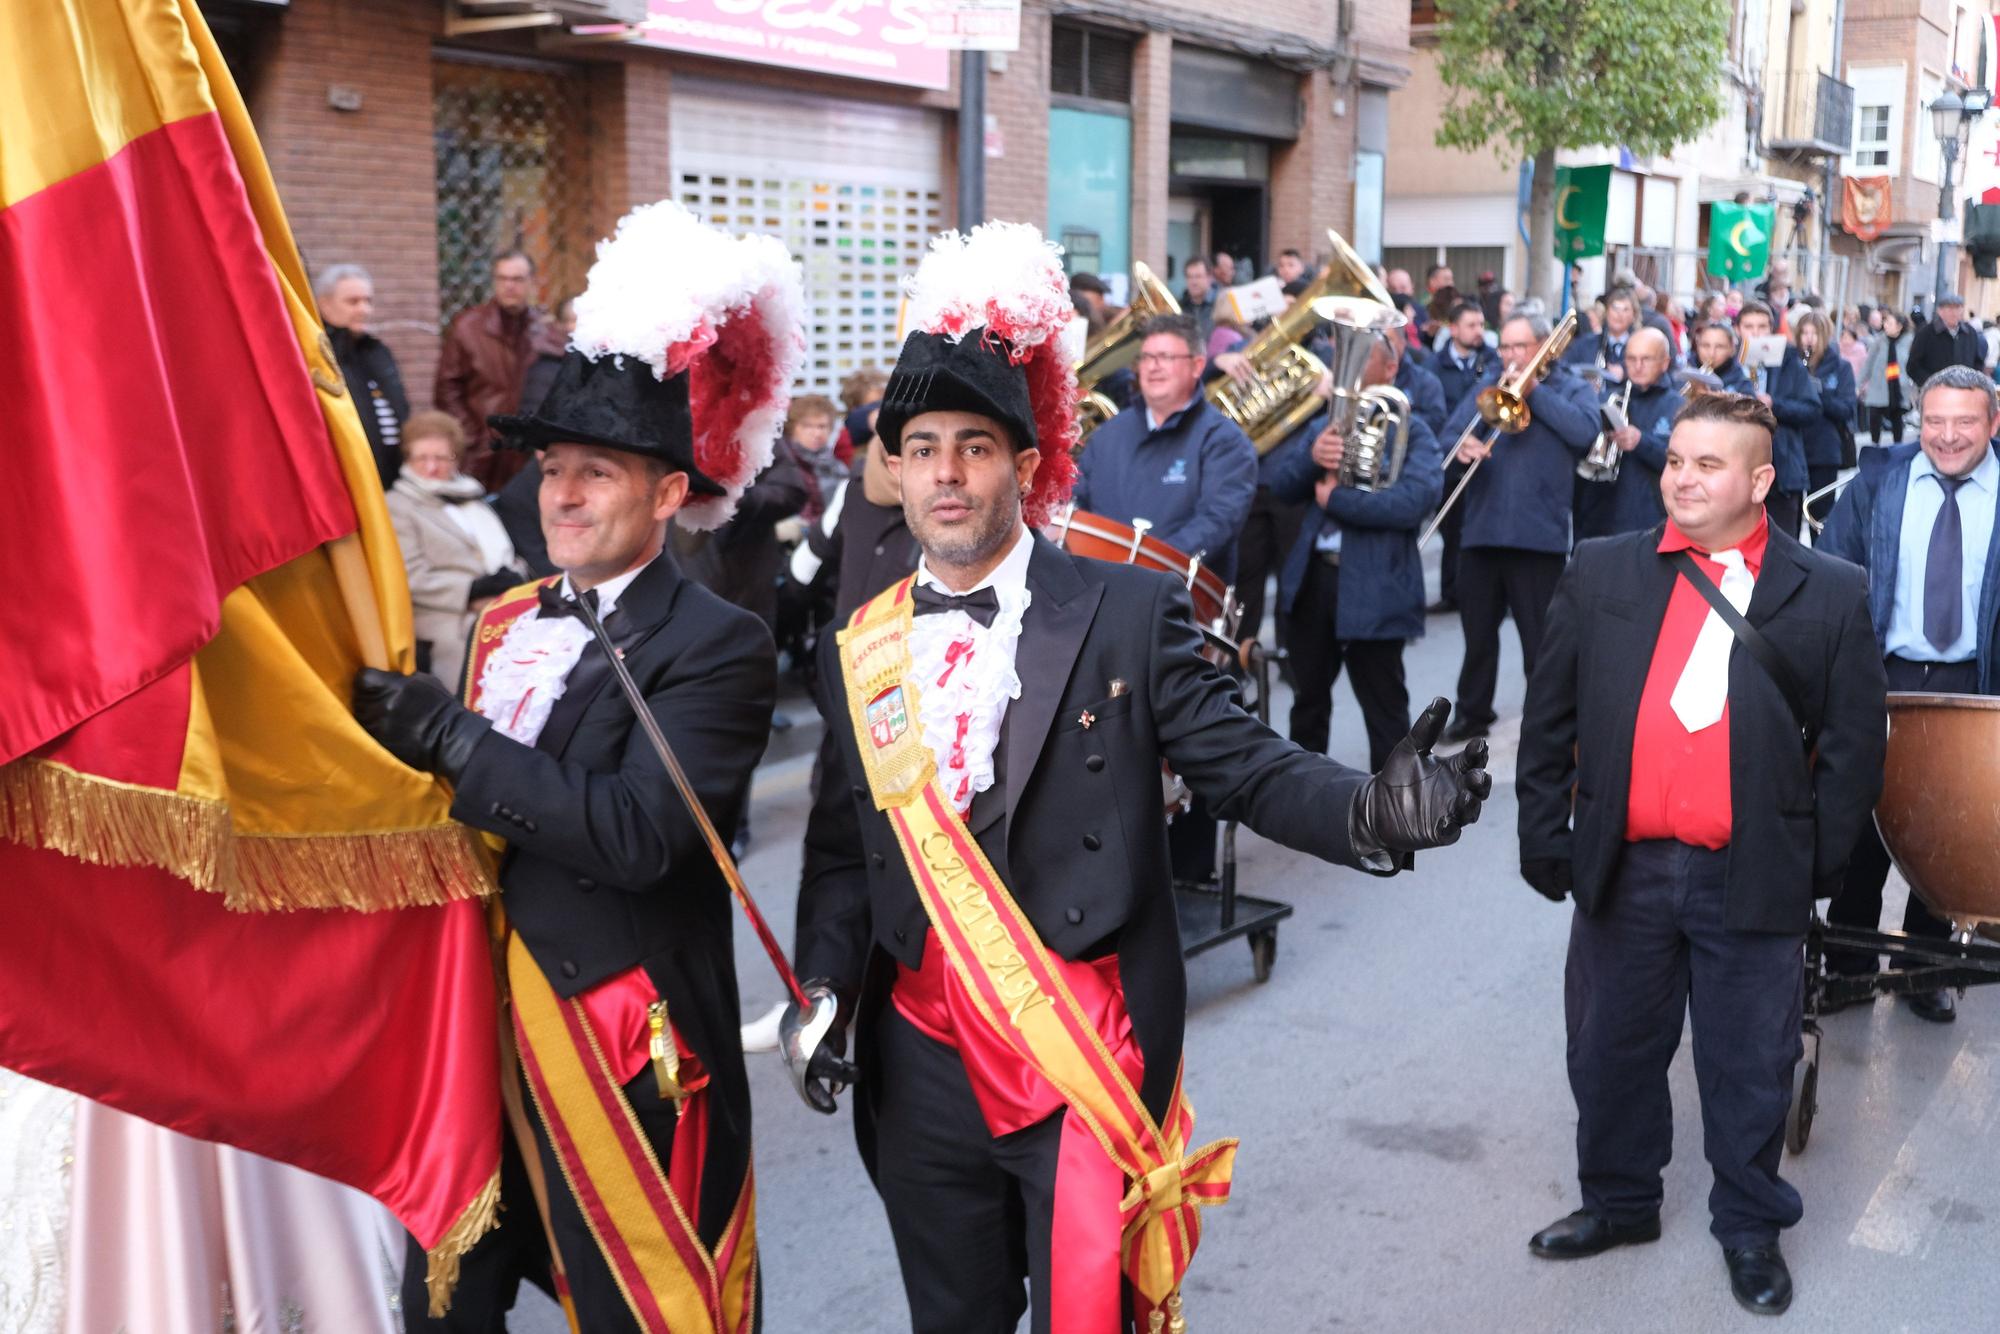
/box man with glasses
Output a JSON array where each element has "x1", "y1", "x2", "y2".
[
  {"x1": 1574, "y1": 327, "x2": 1684, "y2": 541},
  {"x1": 1440, "y1": 312, "x2": 1600, "y2": 745},
  {"x1": 1818, "y1": 364, "x2": 2000, "y2": 1022},
  {"x1": 1072, "y1": 313, "x2": 1258, "y2": 583}
]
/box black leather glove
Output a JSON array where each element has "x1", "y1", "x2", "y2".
[
  {"x1": 352, "y1": 667, "x2": 492, "y2": 784},
  {"x1": 467, "y1": 570, "x2": 519, "y2": 605},
  {"x1": 1351, "y1": 697, "x2": 1493, "y2": 853},
  {"x1": 1522, "y1": 858, "x2": 1572, "y2": 903}
]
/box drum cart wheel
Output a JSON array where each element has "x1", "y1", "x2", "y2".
[
  {"x1": 1786, "y1": 1023, "x2": 1820, "y2": 1155},
  {"x1": 1249, "y1": 929, "x2": 1278, "y2": 983}
]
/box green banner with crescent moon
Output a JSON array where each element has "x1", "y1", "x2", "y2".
[
  {"x1": 1707, "y1": 202, "x2": 1775, "y2": 282},
  {"x1": 1552, "y1": 165, "x2": 1611, "y2": 261}
]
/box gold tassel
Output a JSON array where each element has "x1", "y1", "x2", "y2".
[
  {"x1": 1, "y1": 757, "x2": 494, "y2": 912},
  {"x1": 424, "y1": 1169, "x2": 502, "y2": 1317}
]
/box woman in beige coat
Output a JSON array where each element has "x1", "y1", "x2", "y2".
[{"x1": 385, "y1": 411, "x2": 526, "y2": 686}]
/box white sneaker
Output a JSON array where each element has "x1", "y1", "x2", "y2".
[{"x1": 740, "y1": 1000, "x2": 787, "y2": 1053}]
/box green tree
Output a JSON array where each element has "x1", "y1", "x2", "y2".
[{"x1": 1434, "y1": 0, "x2": 1731, "y2": 308}]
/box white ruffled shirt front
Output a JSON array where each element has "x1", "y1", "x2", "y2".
[
  {"x1": 911, "y1": 528, "x2": 1034, "y2": 813},
  {"x1": 472, "y1": 556, "x2": 656, "y2": 746}
]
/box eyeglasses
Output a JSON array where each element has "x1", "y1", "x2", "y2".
[{"x1": 1136, "y1": 352, "x2": 1197, "y2": 367}]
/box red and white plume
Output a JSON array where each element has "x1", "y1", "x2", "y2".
[
  {"x1": 901, "y1": 221, "x2": 1080, "y2": 527},
  {"x1": 571, "y1": 201, "x2": 805, "y2": 531}
]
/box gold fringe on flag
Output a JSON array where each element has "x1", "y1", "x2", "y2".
[
  {"x1": 425, "y1": 1168, "x2": 503, "y2": 1317},
  {"x1": 0, "y1": 757, "x2": 493, "y2": 912}
]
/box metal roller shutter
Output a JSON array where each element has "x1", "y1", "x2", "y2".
[{"x1": 671, "y1": 78, "x2": 947, "y2": 394}]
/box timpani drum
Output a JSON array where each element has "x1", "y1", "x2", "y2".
[
  {"x1": 1875, "y1": 691, "x2": 2000, "y2": 933},
  {"x1": 1044, "y1": 506, "x2": 1241, "y2": 654}
]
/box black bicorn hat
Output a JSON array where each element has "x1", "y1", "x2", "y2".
[
  {"x1": 875, "y1": 328, "x2": 1038, "y2": 458},
  {"x1": 486, "y1": 351, "x2": 724, "y2": 496}
]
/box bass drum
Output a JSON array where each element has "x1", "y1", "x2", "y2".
[
  {"x1": 1044, "y1": 507, "x2": 1240, "y2": 658},
  {"x1": 1875, "y1": 691, "x2": 2000, "y2": 932}
]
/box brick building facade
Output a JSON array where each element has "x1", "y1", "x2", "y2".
[{"x1": 205, "y1": 0, "x2": 1412, "y2": 405}]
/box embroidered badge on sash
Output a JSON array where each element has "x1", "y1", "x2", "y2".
[
  {"x1": 837, "y1": 580, "x2": 936, "y2": 810},
  {"x1": 867, "y1": 685, "x2": 911, "y2": 749}
]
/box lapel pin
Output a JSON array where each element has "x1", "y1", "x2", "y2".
[
  {"x1": 1078, "y1": 709, "x2": 1096, "y2": 730},
  {"x1": 1108, "y1": 678, "x2": 1129, "y2": 698}
]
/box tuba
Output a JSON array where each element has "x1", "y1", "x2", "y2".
[
  {"x1": 1074, "y1": 261, "x2": 1179, "y2": 440},
  {"x1": 1207, "y1": 229, "x2": 1395, "y2": 455},
  {"x1": 1312, "y1": 294, "x2": 1412, "y2": 491}
]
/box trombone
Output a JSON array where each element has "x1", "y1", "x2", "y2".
[
  {"x1": 1418, "y1": 310, "x2": 1579, "y2": 548},
  {"x1": 1803, "y1": 473, "x2": 1856, "y2": 536}
]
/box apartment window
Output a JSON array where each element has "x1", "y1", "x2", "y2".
[
  {"x1": 1050, "y1": 24, "x2": 1134, "y2": 105},
  {"x1": 1853, "y1": 104, "x2": 1891, "y2": 169}
]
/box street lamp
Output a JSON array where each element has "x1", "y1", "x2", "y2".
[{"x1": 1931, "y1": 89, "x2": 1984, "y2": 303}]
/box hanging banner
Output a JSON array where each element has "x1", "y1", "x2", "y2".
[
  {"x1": 1552, "y1": 165, "x2": 1612, "y2": 262},
  {"x1": 1842, "y1": 176, "x2": 1893, "y2": 242},
  {"x1": 1707, "y1": 202, "x2": 1775, "y2": 282}
]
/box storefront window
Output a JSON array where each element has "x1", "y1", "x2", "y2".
[
  {"x1": 1353, "y1": 150, "x2": 1385, "y2": 265},
  {"x1": 1049, "y1": 107, "x2": 1132, "y2": 280}
]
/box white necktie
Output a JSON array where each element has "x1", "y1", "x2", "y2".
[{"x1": 1669, "y1": 549, "x2": 1753, "y2": 733}]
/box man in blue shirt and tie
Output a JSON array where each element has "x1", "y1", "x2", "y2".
[{"x1": 1817, "y1": 364, "x2": 2000, "y2": 1021}]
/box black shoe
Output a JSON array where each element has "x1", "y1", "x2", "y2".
[
  {"x1": 1906, "y1": 988, "x2": 1957, "y2": 1023},
  {"x1": 1426, "y1": 597, "x2": 1458, "y2": 615},
  {"x1": 1440, "y1": 716, "x2": 1490, "y2": 746},
  {"x1": 1723, "y1": 1244, "x2": 1793, "y2": 1315},
  {"x1": 1528, "y1": 1209, "x2": 1662, "y2": 1259}
]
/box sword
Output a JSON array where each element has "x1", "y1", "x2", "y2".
[{"x1": 571, "y1": 591, "x2": 848, "y2": 1111}]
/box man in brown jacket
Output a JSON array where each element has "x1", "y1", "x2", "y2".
[{"x1": 434, "y1": 248, "x2": 554, "y2": 491}]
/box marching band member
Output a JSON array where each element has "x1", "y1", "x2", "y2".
[
  {"x1": 1430, "y1": 299, "x2": 1502, "y2": 614},
  {"x1": 1791, "y1": 309, "x2": 1858, "y2": 529},
  {"x1": 1694, "y1": 322, "x2": 1758, "y2": 396},
  {"x1": 1818, "y1": 365, "x2": 2000, "y2": 1021},
  {"x1": 1573, "y1": 328, "x2": 1683, "y2": 542},
  {"x1": 1439, "y1": 312, "x2": 1600, "y2": 744},
  {"x1": 1268, "y1": 339, "x2": 1446, "y2": 769},
  {"x1": 354, "y1": 203, "x2": 798, "y2": 1332},
  {"x1": 1563, "y1": 287, "x2": 1642, "y2": 385},
  {"x1": 1071, "y1": 312, "x2": 1258, "y2": 582},
  {"x1": 794, "y1": 223, "x2": 1491, "y2": 1333},
  {"x1": 1518, "y1": 393, "x2": 1885, "y2": 1317}
]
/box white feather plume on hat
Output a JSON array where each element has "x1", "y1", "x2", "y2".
[{"x1": 570, "y1": 201, "x2": 805, "y2": 531}]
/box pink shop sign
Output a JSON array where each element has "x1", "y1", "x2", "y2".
[{"x1": 633, "y1": 0, "x2": 952, "y2": 91}]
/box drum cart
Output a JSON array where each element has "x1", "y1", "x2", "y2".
[
  {"x1": 1171, "y1": 632, "x2": 1293, "y2": 984},
  {"x1": 1785, "y1": 691, "x2": 2000, "y2": 1154},
  {"x1": 1789, "y1": 924, "x2": 2000, "y2": 1153}
]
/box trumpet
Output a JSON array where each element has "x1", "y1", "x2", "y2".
[
  {"x1": 1418, "y1": 310, "x2": 1579, "y2": 549},
  {"x1": 1577, "y1": 379, "x2": 1634, "y2": 484}
]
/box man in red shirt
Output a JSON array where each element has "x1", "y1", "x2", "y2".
[{"x1": 1515, "y1": 393, "x2": 1886, "y2": 1316}]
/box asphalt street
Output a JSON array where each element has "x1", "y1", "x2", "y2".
[{"x1": 511, "y1": 567, "x2": 2000, "y2": 1334}]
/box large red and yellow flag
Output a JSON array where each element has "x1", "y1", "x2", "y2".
[{"x1": 0, "y1": 0, "x2": 501, "y2": 1309}]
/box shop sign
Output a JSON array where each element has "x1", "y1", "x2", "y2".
[{"x1": 634, "y1": 0, "x2": 951, "y2": 90}]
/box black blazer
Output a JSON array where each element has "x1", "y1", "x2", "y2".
[
  {"x1": 1516, "y1": 523, "x2": 1886, "y2": 934},
  {"x1": 449, "y1": 553, "x2": 776, "y2": 1240},
  {"x1": 798, "y1": 536, "x2": 1379, "y2": 1117}
]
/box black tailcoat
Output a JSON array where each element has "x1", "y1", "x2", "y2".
[
  {"x1": 449, "y1": 553, "x2": 777, "y2": 1241},
  {"x1": 798, "y1": 536, "x2": 1380, "y2": 1126}
]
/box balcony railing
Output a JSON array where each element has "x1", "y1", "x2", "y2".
[{"x1": 1769, "y1": 69, "x2": 1855, "y2": 156}]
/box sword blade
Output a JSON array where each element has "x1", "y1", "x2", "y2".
[{"x1": 574, "y1": 591, "x2": 810, "y2": 1010}]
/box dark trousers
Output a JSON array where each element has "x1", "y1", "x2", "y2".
[
  {"x1": 1454, "y1": 546, "x2": 1564, "y2": 728},
  {"x1": 1437, "y1": 461, "x2": 1468, "y2": 603},
  {"x1": 871, "y1": 1006, "x2": 1076, "y2": 1334},
  {"x1": 1766, "y1": 489, "x2": 1803, "y2": 541},
  {"x1": 403, "y1": 1063, "x2": 689, "y2": 1334},
  {"x1": 1566, "y1": 840, "x2": 1805, "y2": 1248},
  {"x1": 1286, "y1": 555, "x2": 1410, "y2": 771},
  {"x1": 1866, "y1": 397, "x2": 1904, "y2": 444},
  {"x1": 1805, "y1": 464, "x2": 1840, "y2": 528},
  {"x1": 1823, "y1": 656, "x2": 1975, "y2": 974},
  {"x1": 1235, "y1": 485, "x2": 1307, "y2": 649}
]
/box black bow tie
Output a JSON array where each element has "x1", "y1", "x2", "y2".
[
  {"x1": 912, "y1": 583, "x2": 1001, "y2": 628},
  {"x1": 537, "y1": 583, "x2": 603, "y2": 624}
]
